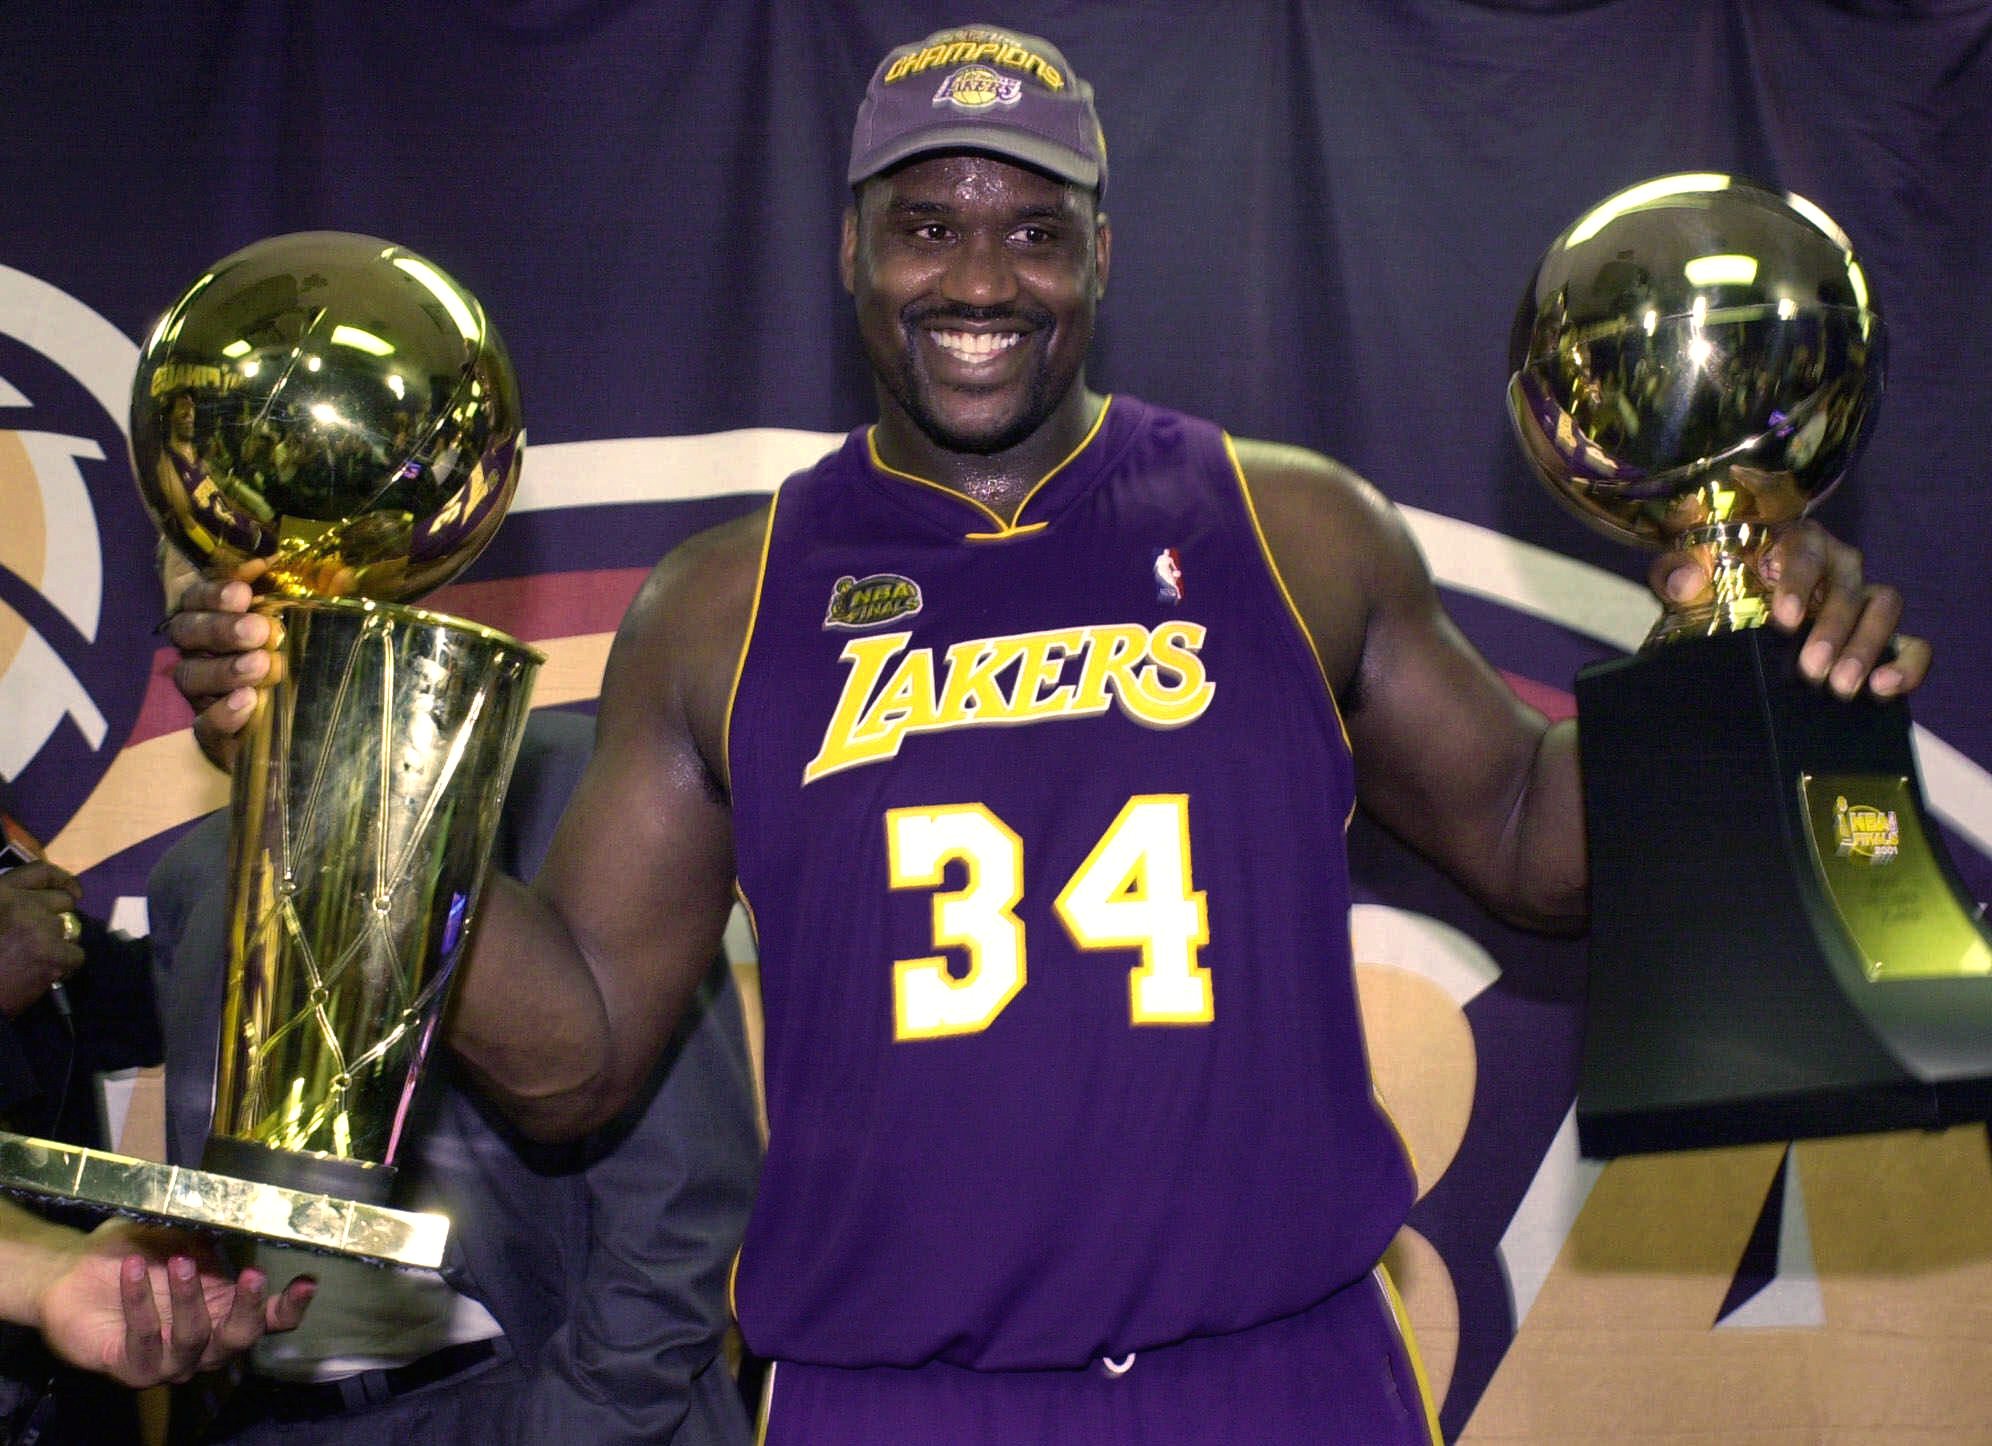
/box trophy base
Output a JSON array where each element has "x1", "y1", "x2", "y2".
[
  {"x1": 202, "y1": 1133, "x2": 396, "y2": 1206},
  {"x1": 1575, "y1": 627, "x2": 1992, "y2": 1157},
  {"x1": 0, "y1": 1129, "x2": 447, "y2": 1268}
]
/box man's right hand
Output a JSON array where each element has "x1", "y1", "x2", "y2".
[{"x1": 164, "y1": 576, "x2": 282, "y2": 773}]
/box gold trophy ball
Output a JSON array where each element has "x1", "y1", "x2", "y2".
[
  {"x1": 130, "y1": 231, "x2": 523, "y2": 603},
  {"x1": 1507, "y1": 175, "x2": 1886, "y2": 643}
]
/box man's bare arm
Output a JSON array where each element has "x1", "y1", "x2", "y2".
[
  {"x1": 1237, "y1": 440, "x2": 1929, "y2": 933},
  {"x1": 448, "y1": 512, "x2": 764, "y2": 1139}
]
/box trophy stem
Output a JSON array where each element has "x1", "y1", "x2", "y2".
[
  {"x1": 1644, "y1": 521, "x2": 1772, "y2": 648},
  {"x1": 209, "y1": 596, "x2": 541, "y2": 1220}
]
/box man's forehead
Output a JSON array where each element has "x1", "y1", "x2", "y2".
[{"x1": 863, "y1": 151, "x2": 1093, "y2": 212}]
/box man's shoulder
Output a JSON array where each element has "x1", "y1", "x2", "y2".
[
  {"x1": 1227, "y1": 434, "x2": 1399, "y2": 541},
  {"x1": 646, "y1": 506, "x2": 769, "y2": 608},
  {"x1": 599, "y1": 505, "x2": 771, "y2": 756},
  {"x1": 1229, "y1": 433, "x2": 1358, "y2": 485},
  {"x1": 606, "y1": 506, "x2": 769, "y2": 667}
]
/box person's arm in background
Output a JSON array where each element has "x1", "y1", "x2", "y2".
[
  {"x1": 62, "y1": 914, "x2": 162, "y2": 1076},
  {"x1": 506, "y1": 958, "x2": 760, "y2": 1445},
  {"x1": 0, "y1": 861, "x2": 82, "y2": 1020},
  {"x1": 0, "y1": 830, "x2": 159, "y2": 1146},
  {"x1": 0, "y1": 1198, "x2": 313, "y2": 1387}
]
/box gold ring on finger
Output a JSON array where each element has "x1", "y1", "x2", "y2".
[{"x1": 57, "y1": 910, "x2": 81, "y2": 945}]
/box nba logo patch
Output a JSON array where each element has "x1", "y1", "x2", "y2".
[
  {"x1": 1153, "y1": 547, "x2": 1184, "y2": 604},
  {"x1": 825, "y1": 572, "x2": 923, "y2": 630}
]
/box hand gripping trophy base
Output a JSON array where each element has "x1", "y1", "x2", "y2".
[{"x1": 1572, "y1": 628, "x2": 1992, "y2": 1158}]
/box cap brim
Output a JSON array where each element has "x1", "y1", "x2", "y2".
[{"x1": 848, "y1": 124, "x2": 1100, "y2": 192}]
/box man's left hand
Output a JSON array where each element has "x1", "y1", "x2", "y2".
[{"x1": 1654, "y1": 518, "x2": 1931, "y2": 698}]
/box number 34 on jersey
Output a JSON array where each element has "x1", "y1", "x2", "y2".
[{"x1": 888, "y1": 794, "x2": 1213, "y2": 1041}]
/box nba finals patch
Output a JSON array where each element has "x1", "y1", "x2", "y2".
[
  {"x1": 825, "y1": 573, "x2": 923, "y2": 630},
  {"x1": 933, "y1": 66, "x2": 1024, "y2": 112}
]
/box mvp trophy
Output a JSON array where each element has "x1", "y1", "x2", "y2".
[
  {"x1": 1508, "y1": 174, "x2": 1992, "y2": 1156},
  {"x1": 0, "y1": 233, "x2": 541, "y2": 1264}
]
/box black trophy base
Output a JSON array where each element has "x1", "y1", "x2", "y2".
[
  {"x1": 1574, "y1": 627, "x2": 1992, "y2": 1157},
  {"x1": 201, "y1": 1134, "x2": 398, "y2": 1206}
]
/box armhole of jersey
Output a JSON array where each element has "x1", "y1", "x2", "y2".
[
  {"x1": 722, "y1": 490, "x2": 784, "y2": 789},
  {"x1": 1222, "y1": 431, "x2": 1359, "y2": 828}
]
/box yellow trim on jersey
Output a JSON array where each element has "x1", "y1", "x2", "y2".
[
  {"x1": 1223, "y1": 431, "x2": 1358, "y2": 828},
  {"x1": 964, "y1": 520, "x2": 1049, "y2": 540},
  {"x1": 1374, "y1": 1264, "x2": 1445, "y2": 1445},
  {"x1": 865, "y1": 395, "x2": 1114, "y2": 537},
  {"x1": 753, "y1": 1359, "x2": 777, "y2": 1446},
  {"x1": 733, "y1": 882, "x2": 763, "y2": 956},
  {"x1": 722, "y1": 494, "x2": 783, "y2": 788}
]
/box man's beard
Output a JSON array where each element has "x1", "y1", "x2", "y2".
[{"x1": 879, "y1": 301, "x2": 1068, "y2": 456}]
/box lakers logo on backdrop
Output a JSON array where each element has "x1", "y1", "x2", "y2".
[{"x1": 0, "y1": 264, "x2": 153, "y2": 833}]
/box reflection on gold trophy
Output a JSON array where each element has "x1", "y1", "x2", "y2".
[
  {"x1": 1508, "y1": 173, "x2": 1885, "y2": 644},
  {"x1": 0, "y1": 234, "x2": 540, "y2": 1263},
  {"x1": 1508, "y1": 176, "x2": 1992, "y2": 1155}
]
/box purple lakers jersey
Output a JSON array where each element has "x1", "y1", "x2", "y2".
[{"x1": 726, "y1": 397, "x2": 1415, "y2": 1371}]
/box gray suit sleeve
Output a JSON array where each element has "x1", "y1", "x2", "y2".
[
  {"x1": 475, "y1": 711, "x2": 761, "y2": 1445},
  {"x1": 506, "y1": 963, "x2": 761, "y2": 1445}
]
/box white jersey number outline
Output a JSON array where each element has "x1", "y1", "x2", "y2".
[{"x1": 888, "y1": 795, "x2": 1211, "y2": 1040}]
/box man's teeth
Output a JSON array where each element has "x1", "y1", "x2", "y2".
[{"x1": 932, "y1": 330, "x2": 1021, "y2": 359}]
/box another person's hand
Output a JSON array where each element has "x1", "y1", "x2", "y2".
[
  {"x1": 1652, "y1": 518, "x2": 1930, "y2": 699},
  {"x1": 0, "y1": 860, "x2": 84, "y2": 1016},
  {"x1": 36, "y1": 1219, "x2": 315, "y2": 1388}
]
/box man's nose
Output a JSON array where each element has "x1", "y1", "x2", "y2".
[{"x1": 938, "y1": 234, "x2": 1018, "y2": 308}]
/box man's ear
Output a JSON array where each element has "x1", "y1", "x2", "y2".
[
  {"x1": 1093, "y1": 210, "x2": 1112, "y2": 301},
  {"x1": 840, "y1": 203, "x2": 860, "y2": 296}
]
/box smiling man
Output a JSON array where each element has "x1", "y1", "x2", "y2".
[{"x1": 169, "y1": 23, "x2": 1927, "y2": 1445}]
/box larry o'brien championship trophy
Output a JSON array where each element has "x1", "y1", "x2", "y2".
[
  {"x1": 1509, "y1": 174, "x2": 1992, "y2": 1156},
  {"x1": 0, "y1": 233, "x2": 540, "y2": 1265}
]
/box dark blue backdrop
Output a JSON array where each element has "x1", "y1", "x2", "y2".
[{"x1": 3, "y1": 4, "x2": 1988, "y2": 1437}]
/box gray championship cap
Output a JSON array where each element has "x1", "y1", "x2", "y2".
[{"x1": 847, "y1": 24, "x2": 1106, "y2": 196}]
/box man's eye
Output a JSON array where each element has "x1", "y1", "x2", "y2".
[
  {"x1": 1013, "y1": 226, "x2": 1053, "y2": 245},
  {"x1": 911, "y1": 224, "x2": 951, "y2": 243}
]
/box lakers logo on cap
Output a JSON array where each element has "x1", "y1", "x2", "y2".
[{"x1": 932, "y1": 65, "x2": 1023, "y2": 112}]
